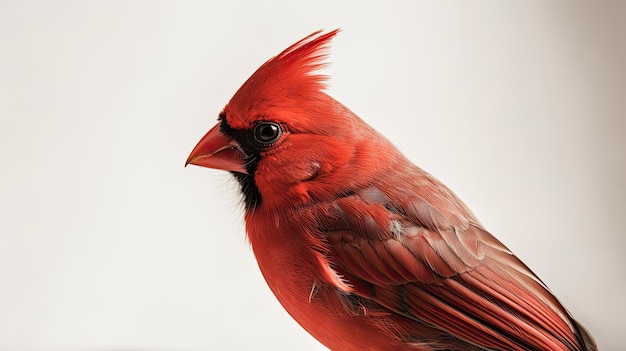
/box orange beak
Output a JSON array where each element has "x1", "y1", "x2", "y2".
[{"x1": 185, "y1": 124, "x2": 248, "y2": 174}]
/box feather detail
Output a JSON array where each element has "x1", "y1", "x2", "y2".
[
  {"x1": 224, "y1": 29, "x2": 339, "y2": 130},
  {"x1": 315, "y1": 251, "x2": 354, "y2": 293},
  {"x1": 319, "y1": 186, "x2": 591, "y2": 350}
]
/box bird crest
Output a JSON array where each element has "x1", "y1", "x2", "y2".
[{"x1": 224, "y1": 29, "x2": 339, "y2": 129}]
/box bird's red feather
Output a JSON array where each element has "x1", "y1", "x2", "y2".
[{"x1": 187, "y1": 30, "x2": 597, "y2": 351}]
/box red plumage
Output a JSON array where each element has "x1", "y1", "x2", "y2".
[{"x1": 186, "y1": 30, "x2": 597, "y2": 351}]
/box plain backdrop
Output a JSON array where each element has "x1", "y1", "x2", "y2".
[{"x1": 1, "y1": 1, "x2": 624, "y2": 350}]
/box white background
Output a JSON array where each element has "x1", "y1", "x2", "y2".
[{"x1": 1, "y1": 1, "x2": 624, "y2": 350}]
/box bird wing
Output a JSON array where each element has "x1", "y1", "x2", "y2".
[{"x1": 316, "y1": 187, "x2": 593, "y2": 351}]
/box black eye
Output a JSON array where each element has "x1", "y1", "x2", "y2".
[{"x1": 253, "y1": 122, "x2": 282, "y2": 144}]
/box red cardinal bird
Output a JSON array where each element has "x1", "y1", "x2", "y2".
[{"x1": 186, "y1": 30, "x2": 597, "y2": 351}]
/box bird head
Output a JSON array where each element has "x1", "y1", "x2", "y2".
[{"x1": 186, "y1": 30, "x2": 386, "y2": 210}]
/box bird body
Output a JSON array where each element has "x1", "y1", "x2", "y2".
[{"x1": 186, "y1": 30, "x2": 596, "y2": 351}]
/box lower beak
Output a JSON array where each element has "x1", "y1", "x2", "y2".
[{"x1": 185, "y1": 124, "x2": 248, "y2": 174}]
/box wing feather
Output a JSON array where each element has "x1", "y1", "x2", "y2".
[{"x1": 319, "y1": 188, "x2": 590, "y2": 350}]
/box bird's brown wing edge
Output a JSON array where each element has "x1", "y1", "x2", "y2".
[{"x1": 321, "y1": 195, "x2": 596, "y2": 350}]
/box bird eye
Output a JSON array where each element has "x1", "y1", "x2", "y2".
[{"x1": 253, "y1": 122, "x2": 282, "y2": 144}]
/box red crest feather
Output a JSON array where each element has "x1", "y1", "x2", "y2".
[{"x1": 224, "y1": 29, "x2": 340, "y2": 129}]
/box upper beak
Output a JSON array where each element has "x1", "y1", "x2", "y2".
[{"x1": 185, "y1": 124, "x2": 248, "y2": 174}]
